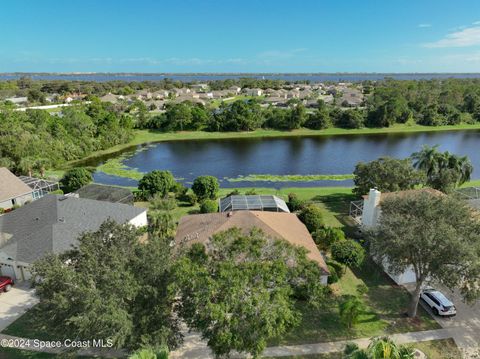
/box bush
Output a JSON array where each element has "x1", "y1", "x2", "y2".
[
  {"x1": 138, "y1": 170, "x2": 175, "y2": 197},
  {"x1": 245, "y1": 188, "x2": 257, "y2": 195},
  {"x1": 298, "y1": 204, "x2": 324, "y2": 233},
  {"x1": 327, "y1": 265, "x2": 339, "y2": 284},
  {"x1": 312, "y1": 227, "x2": 345, "y2": 250},
  {"x1": 60, "y1": 167, "x2": 93, "y2": 193},
  {"x1": 192, "y1": 176, "x2": 219, "y2": 200},
  {"x1": 186, "y1": 192, "x2": 198, "y2": 206},
  {"x1": 133, "y1": 189, "x2": 148, "y2": 201},
  {"x1": 0, "y1": 208, "x2": 4, "y2": 214},
  {"x1": 356, "y1": 283, "x2": 369, "y2": 295},
  {"x1": 225, "y1": 189, "x2": 241, "y2": 197},
  {"x1": 287, "y1": 193, "x2": 305, "y2": 211},
  {"x1": 200, "y1": 199, "x2": 218, "y2": 213},
  {"x1": 331, "y1": 239, "x2": 365, "y2": 268},
  {"x1": 344, "y1": 342, "x2": 359, "y2": 356},
  {"x1": 49, "y1": 189, "x2": 64, "y2": 195},
  {"x1": 326, "y1": 259, "x2": 345, "y2": 279}
]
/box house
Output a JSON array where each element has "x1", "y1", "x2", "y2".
[
  {"x1": 0, "y1": 168, "x2": 33, "y2": 210},
  {"x1": 245, "y1": 88, "x2": 263, "y2": 97},
  {"x1": 175, "y1": 211, "x2": 329, "y2": 284},
  {"x1": 0, "y1": 194, "x2": 147, "y2": 281},
  {"x1": 99, "y1": 93, "x2": 120, "y2": 104},
  {"x1": 191, "y1": 83, "x2": 208, "y2": 91},
  {"x1": 5, "y1": 97, "x2": 28, "y2": 105},
  {"x1": 219, "y1": 195, "x2": 290, "y2": 213},
  {"x1": 228, "y1": 86, "x2": 242, "y2": 94},
  {"x1": 350, "y1": 188, "x2": 443, "y2": 284}
]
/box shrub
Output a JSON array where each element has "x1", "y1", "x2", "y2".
[
  {"x1": 312, "y1": 227, "x2": 345, "y2": 250},
  {"x1": 298, "y1": 204, "x2": 324, "y2": 233},
  {"x1": 344, "y1": 342, "x2": 360, "y2": 356},
  {"x1": 133, "y1": 189, "x2": 148, "y2": 201},
  {"x1": 186, "y1": 192, "x2": 198, "y2": 206},
  {"x1": 327, "y1": 265, "x2": 339, "y2": 284},
  {"x1": 225, "y1": 189, "x2": 241, "y2": 197},
  {"x1": 200, "y1": 199, "x2": 218, "y2": 213},
  {"x1": 138, "y1": 170, "x2": 175, "y2": 197},
  {"x1": 192, "y1": 176, "x2": 219, "y2": 200},
  {"x1": 356, "y1": 283, "x2": 369, "y2": 295},
  {"x1": 0, "y1": 208, "x2": 4, "y2": 214},
  {"x1": 339, "y1": 296, "x2": 365, "y2": 329},
  {"x1": 326, "y1": 259, "x2": 345, "y2": 278},
  {"x1": 172, "y1": 182, "x2": 188, "y2": 196},
  {"x1": 49, "y1": 189, "x2": 64, "y2": 195},
  {"x1": 60, "y1": 167, "x2": 93, "y2": 193},
  {"x1": 245, "y1": 188, "x2": 257, "y2": 195},
  {"x1": 287, "y1": 193, "x2": 305, "y2": 211},
  {"x1": 331, "y1": 240, "x2": 365, "y2": 268}
]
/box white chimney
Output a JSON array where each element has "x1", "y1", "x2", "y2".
[{"x1": 362, "y1": 188, "x2": 381, "y2": 227}]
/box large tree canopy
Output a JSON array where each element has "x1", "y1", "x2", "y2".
[
  {"x1": 370, "y1": 192, "x2": 480, "y2": 317},
  {"x1": 32, "y1": 220, "x2": 180, "y2": 350},
  {"x1": 353, "y1": 157, "x2": 425, "y2": 196},
  {"x1": 172, "y1": 228, "x2": 326, "y2": 358}
]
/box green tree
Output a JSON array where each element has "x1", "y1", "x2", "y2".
[
  {"x1": 199, "y1": 199, "x2": 218, "y2": 213},
  {"x1": 331, "y1": 240, "x2": 365, "y2": 268},
  {"x1": 32, "y1": 220, "x2": 180, "y2": 350},
  {"x1": 298, "y1": 204, "x2": 325, "y2": 233},
  {"x1": 172, "y1": 228, "x2": 326, "y2": 358},
  {"x1": 305, "y1": 100, "x2": 331, "y2": 129},
  {"x1": 128, "y1": 347, "x2": 168, "y2": 359},
  {"x1": 411, "y1": 145, "x2": 473, "y2": 192},
  {"x1": 369, "y1": 192, "x2": 480, "y2": 317},
  {"x1": 191, "y1": 175, "x2": 219, "y2": 200},
  {"x1": 60, "y1": 167, "x2": 93, "y2": 192},
  {"x1": 312, "y1": 227, "x2": 345, "y2": 251},
  {"x1": 138, "y1": 170, "x2": 176, "y2": 198},
  {"x1": 339, "y1": 296, "x2": 365, "y2": 329},
  {"x1": 353, "y1": 157, "x2": 425, "y2": 196}
]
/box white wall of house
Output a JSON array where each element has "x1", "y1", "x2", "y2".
[
  {"x1": 361, "y1": 188, "x2": 416, "y2": 285},
  {"x1": 0, "y1": 193, "x2": 33, "y2": 210},
  {"x1": 0, "y1": 252, "x2": 32, "y2": 282},
  {"x1": 128, "y1": 210, "x2": 148, "y2": 228}
]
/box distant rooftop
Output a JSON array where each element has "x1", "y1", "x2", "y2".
[
  {"x1": 75, "y1": 184, "x2": 134, "y2": 205},
  {"x1": 219, "y1": 195, "x2": 290, "y2": 213}
]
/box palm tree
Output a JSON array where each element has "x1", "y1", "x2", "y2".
[
  {"x1": 368, "y1": 337, "x2": 401, "y2": 358},
  {"x1": 411, "y1": 144, "x2": 441, "y2": 177},
  {"x1": 18, "y1": 156, "x2": 36, "y2": 177},
  {"x1": 34, "y1": 157, "x2": 51, "y2": 178},
  {"x1": 339, "y1": 296, "x2": 365, "y2": 329}
]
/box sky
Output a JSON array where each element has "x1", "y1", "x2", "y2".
[{"x1": 2, "y1": 0, "x2": 480, "y2": 73}]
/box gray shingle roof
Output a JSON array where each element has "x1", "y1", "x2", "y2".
[{"x1": 0, "y1": 194, "x2": 146, "y2": 263}]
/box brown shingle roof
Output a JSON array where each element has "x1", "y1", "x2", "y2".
[
  {"x1": 175, "y1": 211, "x2": 329, "y2": 274},
  {"x1": 0, "y1": 167, "x2": 32, "y2": 202},
  {"x1": 362, "y1": 188, "x2": 443, "y2": 203}
]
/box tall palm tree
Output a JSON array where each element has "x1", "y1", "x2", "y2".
[
  {"x1": 18, "y1": 156, "x2": 36, "y2": 177},
  {"x1": 411, "y1": 144, "x2": 441, "y2": 177}
]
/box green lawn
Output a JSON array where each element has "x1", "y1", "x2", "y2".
[
  {"x1": 0, "y1": 348, "x2": 96, "y2": 359},
  {"x1": 2, "y1": 306, "x2": 58, "y2": 341},
  {"x1": 269, "y1": 259, "x2": 439, "y2": 346}
]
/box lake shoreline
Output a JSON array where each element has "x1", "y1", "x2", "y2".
[{"x1": 66, "y1": 123, "x2": 480, "y2": 168}]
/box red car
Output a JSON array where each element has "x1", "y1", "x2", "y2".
[{"x1": 0, "y1": 276, "x2": 14, "y2": 292}]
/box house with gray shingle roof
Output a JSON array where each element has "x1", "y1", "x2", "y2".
[{"x1": 0, "y1": 194, "x2": 147, "y2": 281}]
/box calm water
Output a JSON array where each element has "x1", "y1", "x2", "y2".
[
  {"x1": 91, "y1": 130, "x2": 480, "y2": 188},
  {"x1": 2, "y1": 73, "x2": 480, "y2": 83}
]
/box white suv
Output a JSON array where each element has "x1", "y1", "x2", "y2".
[{"x1": 420, "y1": 288, "x2": 456, "y2": 317}]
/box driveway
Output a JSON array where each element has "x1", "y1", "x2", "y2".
[
  {"x1": 418, "y1": 287, "x2": 480, "y2": 358},
  {"x1": 0, "y1": 283, "x2": 38, "y2": 331}
]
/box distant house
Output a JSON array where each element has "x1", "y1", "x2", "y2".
[
  {"x1": 219, "y1": 195, "x2": 290, "y2": 213},
  {"x1": 175, "y1": 211, "x2": 329, "y2": 284},
  {"x1": 0, "y1": 194, "x2": 147, "y2": 281},
  {"x1": 191, "y1": 83, "x2": 209, "y2": 91},
  {"x1": 228, "y1": 86, "x2": 241, "y2": 94},
  {"x1": 246, "y1": 88, "x2": 263, "y2": 97},
  {"x1": 5, "y1": 97, "x2": 28, "y2": 105},
  {"x1": 0, "y1": 168, "x2": 33, "y2": 210},
  {"x1": 99, "y1": 93, "x2": 119, "y2": 104},
  {"x1": 350, "y1": 188, "x2": 443, "y2": 284}
]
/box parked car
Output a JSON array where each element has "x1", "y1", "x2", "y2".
[
  {"x1": 0, "y1": 276, "x2": 14, "y2": 292},
  {"x1": 420, "y1": 288, "x2": 456, "y2": 316}
]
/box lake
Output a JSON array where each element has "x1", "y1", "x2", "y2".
[{"x1": 91, "y1": 130, "x2": 480, "y2": 188}]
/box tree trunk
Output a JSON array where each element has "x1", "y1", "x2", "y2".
[{"x1": 408, "y1": 279, "x2": 424, "y2": 317}]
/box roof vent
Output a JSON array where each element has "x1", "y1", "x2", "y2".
[{"x1": 58, "y1": 217, "x2": 65, "y2": 222}]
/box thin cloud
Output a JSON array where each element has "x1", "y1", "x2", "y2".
[
  {"x1": 418, "y1": 24, "x2": 431, "y2": 28},
  {"x1": 424, "y1": 25, "x2": 480, "y2": 48}
]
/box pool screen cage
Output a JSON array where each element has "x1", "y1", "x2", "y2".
[
  {"x1": 219, "y1": 195, "x2": 290, "y2": 213},
  {"x1": 18, "y1": 175, "x2": 59, "y2": 199}
]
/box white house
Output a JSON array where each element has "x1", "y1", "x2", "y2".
[
  {"x1": 0, "y1": 194, "x2": 147, "y2": 281},
  {"x1": 351, "y1": 188, "x2": 442, "y2": 285}
]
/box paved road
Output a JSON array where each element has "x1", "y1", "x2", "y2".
[{"x1": 0, "y1": 284, "x2": 37, "y2": 331}]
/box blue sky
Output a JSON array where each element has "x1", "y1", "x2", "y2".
[{"x1": 2, "y1": 0, "x2": 480, "y2": 73}]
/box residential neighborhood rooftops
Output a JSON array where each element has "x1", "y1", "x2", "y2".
[
  {"x1": 174, "y1": 211, "x2": 329, "y2": 274},
  {"x1": 0, "y1": 167, "x2": 33, "y2": 203},
  {"x1": 219, "y1": 195, "x2": 290, "y2": 213},
  {"x1": 0, "y1": 194, "x2": 146, "y2": 264}
]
